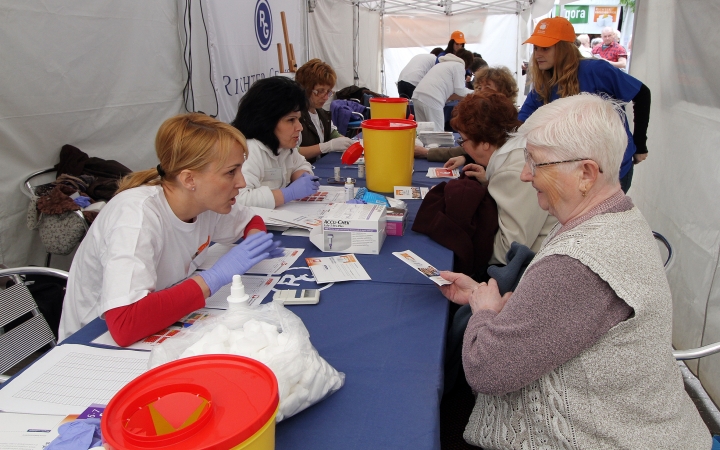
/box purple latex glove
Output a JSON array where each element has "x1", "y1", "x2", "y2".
[
  {"x1": 280, "y1": 173, "x2": 320, "y2": 202},
  {"x1": 346, "y1": 199, "x2": 366, "y2": 204},
  {"x1": 199, "y1": 232, "x2": 282, "y2": 294},
  {"x1": 73, "y1": 196, "x2": 92, "y2": 208},
  {"x1": 46, "y1": 418, "x2": 102, "y2": 450}
]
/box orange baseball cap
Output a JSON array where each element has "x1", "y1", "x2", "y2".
[
  {"x1": 451, "y1": 30, "x2": 466, "y2": 44},
  {"x1": 523, "y1": 17, "x2": 576, "y2": 47}
]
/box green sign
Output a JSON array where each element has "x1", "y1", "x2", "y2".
[{"x1": 563, "y1": 5, "x2": 589, "y2": 24}]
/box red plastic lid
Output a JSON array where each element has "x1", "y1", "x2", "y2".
[
  {"x1": 370, "y1": 97, "x2": 408, "y2": 104},
  {"x1": 341, "y1": 141, "x2": 364, "y2": 165},
  {"x1": 360, "y1": 118, "x2": 418, "y2": 131},
  {"x1": 102, "y1": 355, "x2": 278, "y2": 449}
]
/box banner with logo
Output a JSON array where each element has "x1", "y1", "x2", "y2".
[
  {"x1": 205, "y1": 0, "x2": 306, "y2": 122},
  {"x1": 554, "y1": 4, "x2": 620, "y2": 34}
]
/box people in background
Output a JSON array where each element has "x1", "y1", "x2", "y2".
[
  {"x1": 397, "y1": 51, "x2": 440, "y2": 99},
  {"x1": 520, "y1": 17, "x2": 650, "y2": 192},
  {"x1": 412, "y1": 49, "x2": 474, "y2": 132},
  {"x1": 59, "y1": 113, "x2": 283, "y2": 346},
  {"x1": 592, "y1": 26, "x2": 628, "y2": 69},
  {"x1": 294, "y1": 59, "x2": 354, "y2": 163},
  {"x1": 435, "y1": 30, "x2": 466, "y2": 61},
  {"x1": 577, "y1": 33, "x2": 593, "y2": 57},
  {"x1": 416, "y1": 65, "x2": 519, "y2": 162},
  {"x1": 439, "y1": 93, "x2": 711, "y2": 449},
  {"x1": 465, "y1": 55, "x2": 488, "y2": 89},
  {"x1": 575, "y1": 34, "x2": 593, "y2": 58},
  {"x1": 590, "y1": 36, "x2": 602, "y2": 48},
  {"x1": 232, "y1": 76, "x2": 319, "y2": 209}
]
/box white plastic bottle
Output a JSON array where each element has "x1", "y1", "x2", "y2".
[
  {"x1": 344, "y1": 177, "x2": 355, "y2": 202},
  {"x1": 226, "y1": 274, "x2": 250, "y2": 310}
]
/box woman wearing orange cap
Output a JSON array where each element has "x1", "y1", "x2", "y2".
[
  {"x1": 519, "y1": 16, "x2": 651, "y2": 192},
  {"x1": 437, "y1": 30, "x2": 466, "y2": 58}
]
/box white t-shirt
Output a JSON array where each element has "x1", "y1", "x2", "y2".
[
  {"x1": 412, "y1": 54, "x2": 473, "y2": 110},
  {"x1": 237, "y1": 138, "x2": 313, "y2": 209},
  {"x1": 398, "y1": 53, "x2": 437, "y2": 86},
  {"x1": 59, "y1": 185, "x2": 255, "y2": 341}
]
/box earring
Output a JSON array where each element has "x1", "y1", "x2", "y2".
[
  {"x1": 192, "y1": 187, "x2": 196, "y2": 191},
  {"x1": 580, "y1": 189, "x2": 586, "y2": 197}
]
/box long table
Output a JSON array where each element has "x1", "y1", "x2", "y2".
[{"x1": 9, "y1": 152, "x2": 454, "y2": 450}]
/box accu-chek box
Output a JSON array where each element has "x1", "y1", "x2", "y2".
[{"x1": 309, "y1": 203, "x2": 387, "y2": 254}]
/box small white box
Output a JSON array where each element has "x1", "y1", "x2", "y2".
[{"x1": 310, "y1": 203, "x2": 387, "y2": 254}]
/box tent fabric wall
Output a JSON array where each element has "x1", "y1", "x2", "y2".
[
  {"x1": 308, "y1": 1, "x2": 381, "y2": 93},
  {"x1": 382, "y1": 14, "x2": 522, "y2": 99},
  {"x1": 0, "y1": 0, "x2": 185, "y2": 269},
  {"x1": 630, "y1": 0, "x2": 720, "y2": 404}
]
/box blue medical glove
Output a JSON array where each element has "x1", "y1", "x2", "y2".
[
  {"x1": 280, "y1": 173, "x2": 320, "y2": 202},
  {"x1": 199, "y1": 232, "x2": 281, "y2": 295}
]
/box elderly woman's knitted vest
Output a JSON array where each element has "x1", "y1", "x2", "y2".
[{"x1": 463, "y1": 207, "x2": 710, "y2": 449}]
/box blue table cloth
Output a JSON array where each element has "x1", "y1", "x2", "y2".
[{"x1": 57, "y1": 154, "x2": 454, "y2": 450}]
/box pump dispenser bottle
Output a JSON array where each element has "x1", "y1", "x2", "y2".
[{"x1": 227, "y1": 274, "x2": 250, "y2": 310}]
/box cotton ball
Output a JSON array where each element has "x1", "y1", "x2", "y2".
[
  {"x1": 207, "y1": 324, "x2": 230, "y2": 342},
  {"x1": 299, "y1": 362, "x2": 317, "y2": 387},
  {"x1": 180, "y1": 332, "x2": 214, "y2": 358},
  {"x1": 277, "y1": 332, "x2": 290, "y2": 347},
  {"x1": 202, "y1": 341, "x2": 229, "y2": 354},
  {"x1": 229, "y1": 329, "x2": 246, "y2": 342},
  {"x1": 229, "y1": 338, "x2": 259, "y2": 357},
  {"x1": 282, "y1": 391, "x2": 303, "y2": 418}
]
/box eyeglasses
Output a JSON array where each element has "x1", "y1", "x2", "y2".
[
  {"x1": 312, "y1": 89, "x2": 334, "y2": 97},
  {"x1": 457, "y1": 138, "x2": 470, "y2": 146},
  {"x1": 523, "y1": 147, "x2": 603, "y2": 176}
]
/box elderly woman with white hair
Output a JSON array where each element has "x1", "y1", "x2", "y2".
[{"x1": 438, "y1": 93, "x2": 711, "y2": 449}]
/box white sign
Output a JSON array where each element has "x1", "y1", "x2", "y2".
[{"x1": 205, "y1": 0, "x2": 306, "y2": 122}]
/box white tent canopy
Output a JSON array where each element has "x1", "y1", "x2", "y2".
[{"x1": 1, "y1": 0, "x2": 719, "y2": 408}]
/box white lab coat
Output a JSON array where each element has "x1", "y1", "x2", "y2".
[{"x1": 237, "y1": 138, "x2": 313, "y2": 209}]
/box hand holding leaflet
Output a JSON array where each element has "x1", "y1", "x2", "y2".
[
  {"x1": 199, "y1": 232, "x2": 282, "y2": 294},
  {"x1": 280, "y1": 172, "x2": 320, "y2": 202}
]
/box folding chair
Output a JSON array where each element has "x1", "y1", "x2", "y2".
[{"x1": 0, "y1": 266, "x2": 67, "y2": 383}]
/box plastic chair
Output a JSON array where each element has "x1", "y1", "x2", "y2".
[
  {"x1": 0, "y1": 266, "x2": 67, "y2": 383},
  {"x1": 23, "y1": 168, "x2": 89, "y2": 267}
]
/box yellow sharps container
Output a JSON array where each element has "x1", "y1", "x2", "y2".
[
  {"x1": 361, "y1": 118, "x2": 417, "y2": 193},
  {"x1": 369, "y1": 98, "x2": 408, "y2": 119}
]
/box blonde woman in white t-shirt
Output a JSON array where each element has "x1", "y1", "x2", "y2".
[{"x1": 60, "y1": 113, "x2": 283, "y2": 346}]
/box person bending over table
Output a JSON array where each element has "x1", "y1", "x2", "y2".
[
  {"x1": 415, "y1": 66, "x2": 519, "y2": 163},
  {"x1": 411, "y1": 49, "x2": 474, "y2": 132},
  {"x1": 438, "y1": 94, "x2": 710, "y2": 449},
  {"x1": 232, "y1": 76, "x2": 319, "y2": 209},
  {"x1": 59, "y1": 113, "x2": 283, "y2": 346},
  {"x1": 294, "y1": 59, "x2": 354, "y2": 163},
  {"x1": 519, "y1": 16, "x2": 650, "y2": 193}
]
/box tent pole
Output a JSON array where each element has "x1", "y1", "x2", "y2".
[
  {"x1": 380, "y1": 0, "x2": 385, "y2": 94},
  {"x1": 353, "y1": 1, "x2": 359, "y2": 85}
]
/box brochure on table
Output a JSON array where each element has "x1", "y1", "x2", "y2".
[
  {"x1": 306, "y1": 254, "x2": 371, "y2": 284},
  {"x1": 393, "y1": 186, "x2": 428, "y2": 200},
  {"x1": 427, "y1": 167, "x2": 460, "y2": 178}
]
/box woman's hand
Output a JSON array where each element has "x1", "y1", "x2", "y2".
[
  {"x1": 281, "y1": 173, "x2": 320, "y2": 202},
  {"x1": 444, "y1": 156, "x2": 465, "y2": 170},
  {"x1": 463, "y1": 163, "x2": 488, "y2": 184},
  {"x1": 468, "y1": 279, "x2": 511, "y2": 314},
  {"x1": 439, "y1": 272, "x2": 511, "y2": 314},
  {"x1": 414, "y1": 145, "x2": 429, "y2": 158},
  {"x1": 438, "y1": 271, "x2": 477, "y2": 305}
]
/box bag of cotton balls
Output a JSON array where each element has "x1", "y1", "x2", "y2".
[{"x1": 148, "y1": 300, "x2": 344, "y2": 421}]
